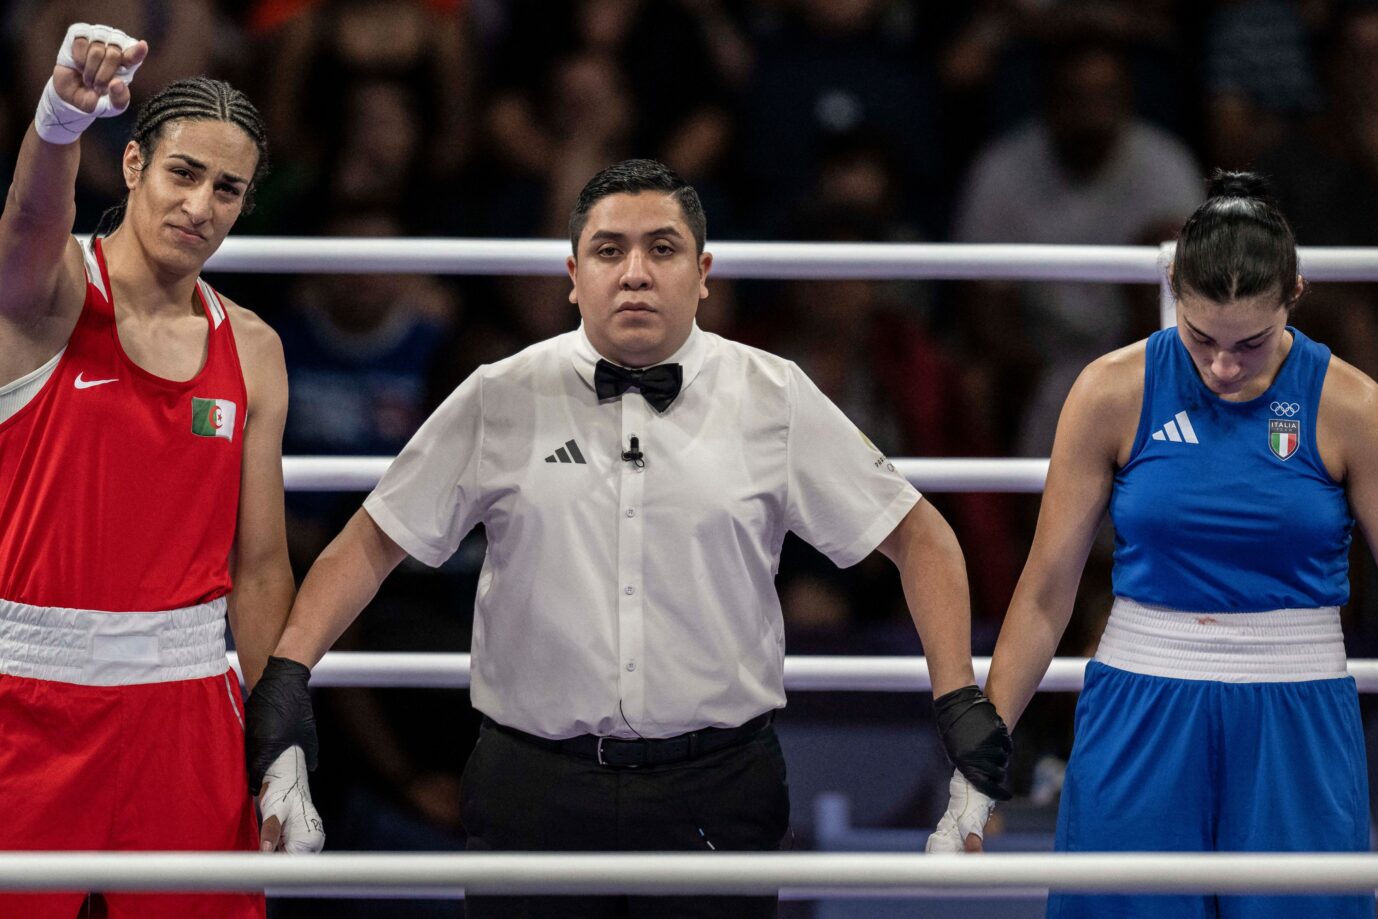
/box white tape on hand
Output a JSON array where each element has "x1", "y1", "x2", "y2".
[
  {"x1": 924, "y1": 768, "x2": 996, "y2": 854},
  {"x1": 259, "y1": 745, "x2": 326, "y2": 854},
  {"x1": 36, "y1": 22, "x2": 143, "y2": 144},
  {"x1": 55, "y1": 23, "x2": 143, "y2": 78}
]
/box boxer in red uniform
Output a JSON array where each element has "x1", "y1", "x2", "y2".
[{"x1": 0, "y1": 23, "x2": 321, "y2": 918}]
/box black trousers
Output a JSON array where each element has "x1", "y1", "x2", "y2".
[{"x1": 461, "y1": 719, "x2": 791, "y2": 919}]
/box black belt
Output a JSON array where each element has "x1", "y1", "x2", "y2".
[{"x1": 486, "y1": 712, "x2": 773, "y2": 768}]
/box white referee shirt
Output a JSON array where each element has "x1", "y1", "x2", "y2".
[{"x1": 364, "y1": 322, "x2": 921, "y2": 739}]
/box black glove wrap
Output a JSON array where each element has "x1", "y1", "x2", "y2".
[
  {"x1": 245, "y1": 655, "x2": 319, "y2": 796},
  {"x1": 933, "y1": 684, "x2": 1012, "y2": 801}
]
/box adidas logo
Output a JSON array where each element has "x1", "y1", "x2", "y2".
[
  {"x1": 1150, "y1": 410, "x2": 1199, "y2": 444},
  {"x1": 544, "y1": 439, "x2": 586, "y2": 464}
]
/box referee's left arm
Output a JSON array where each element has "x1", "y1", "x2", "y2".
[
  {"x1": 876, "y1": 498, "x2": 977, "y2": 697},
  {"x1": 881, "y1": 498, "x2": 1011, "y2": 802}
]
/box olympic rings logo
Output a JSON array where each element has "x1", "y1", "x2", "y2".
[{"x1": 1270, "y1": 401, "x2": 1300, "y2": 416}]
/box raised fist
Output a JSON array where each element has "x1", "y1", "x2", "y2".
[{"x1": 51, "y1": 23, "x2": 148, "y2": 116}]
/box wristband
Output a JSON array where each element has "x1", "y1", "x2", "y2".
[
  {"x1": 933, "y1": 684, "x2": 1013, "y2": 800},
  {"x1": 245, "y1": 656, "x2": 319, "y2": 796}
]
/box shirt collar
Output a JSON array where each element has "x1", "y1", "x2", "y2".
[{"x1": 570, "y1": 322, "x2": 708, "y2": 397}]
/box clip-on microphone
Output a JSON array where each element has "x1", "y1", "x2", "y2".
[{"x1": 621, "y1": 435, "x2": 645, "y2": 468}]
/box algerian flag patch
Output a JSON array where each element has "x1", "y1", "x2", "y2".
[{"x1": 191, "y1": 397, "x2": 237, "y2": 441}]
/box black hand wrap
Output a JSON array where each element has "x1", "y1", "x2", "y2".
[
  {"x1": 933, "y1": 684, "x2": 1012, "y2": 801},
  {"x1": 245, "y1": 656, "x2": 319, "y2": 796}
]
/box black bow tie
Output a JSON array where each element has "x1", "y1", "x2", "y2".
[{"x1": 594, "y1": 359, "x2": 683, "y2": 412}]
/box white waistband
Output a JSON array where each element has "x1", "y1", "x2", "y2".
[
  {"x1": 0, "y1": 596, "x2": 229, "y2": 685},
  {"x1": 1094, "y1": 597, "x2": 1347, "y2": 682}
]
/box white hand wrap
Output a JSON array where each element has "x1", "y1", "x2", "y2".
[
  {"x1": 35, "y1": 23, "x2": 143, "y2": 144},
  {"x1": 259, "y1": 745, "x2": 326, "y2": 854},
  {"x1": 924, "y1": 769, "x2": 996, "y2": 854}
]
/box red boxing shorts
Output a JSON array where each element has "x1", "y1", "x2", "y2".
[{"x1": 0, "y1": 599, "x2": 264, "y2": 919}]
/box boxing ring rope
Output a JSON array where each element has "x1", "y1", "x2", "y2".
[
  {"x1": 38, "y1": 239, "x2": 1371, "y2": 900},
  {"x1": 209, "y1": 238, "x2": 1164, "y2": 279},
  {"x1": 201, "y1": 237, "x2": 1378, "y2": 281},
  {"x1": 2, "y1": 852, "x2": 1377, "y2": 897},
  {"x1": 223, "y1": 651, "x2": 1378, "y2": 694},
  {"x1": 200, "y1": 236, "x2": 1378, "y2": 330},
  {"x1": 282, "y1": 456, "x2": 1052, "y2": 493}
]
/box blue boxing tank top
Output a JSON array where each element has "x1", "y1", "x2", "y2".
[{"x1": 1109, "y1": 326, "x2": 1352, "y2": 611}]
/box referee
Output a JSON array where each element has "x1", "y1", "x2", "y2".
[{"x1": 245, "y1": 159, "x2": 1009, "y2": 918}]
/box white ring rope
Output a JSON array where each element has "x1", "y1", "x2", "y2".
[
  {"x1": 202, "y1": 239, "x2": 1158, "y2": 280},
  {"x1": 228, "y1": 653, "x2": 1378, "y2": 693},
  {"x1": 282, "y1": 456, "x2": 1049, "y2": 493},
  {"x1": 0, "y1": 852, "x2": 1374, "y2": 896},
  {"x1": 196, "y1": 237, "x2": 1378, "y2": 281}
]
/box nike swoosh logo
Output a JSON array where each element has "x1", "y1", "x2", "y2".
[{"x1": 74, "y1": 373, "x2": 118, "y2": 389}]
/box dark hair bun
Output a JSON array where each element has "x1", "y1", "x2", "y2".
[{"x1": 1205, "y1": 169, "x2": 1272, "y2": 202}]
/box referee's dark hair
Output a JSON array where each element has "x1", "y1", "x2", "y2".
[
  {"x1": 1171, "y1": 169, "x2": 1304, "y2": 311},
  {"x1": 569, "y1": 159, "x2": 707, "y2": 256},
  {"x1": 97, "y1": 76, "x2": 269, "y2": 236}
]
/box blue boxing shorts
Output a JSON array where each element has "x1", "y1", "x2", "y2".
[{"x1": 1047, "y1": 658, "x2": 1371, "y2": 919}]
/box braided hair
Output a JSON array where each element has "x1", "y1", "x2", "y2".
[{"x1": 96, "y1": 76, "x2": 269, "y2": 236}]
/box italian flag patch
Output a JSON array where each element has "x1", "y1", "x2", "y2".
[
  {"x1": 191, "y1": 397, "x2": 237, "y2": 441},
  {"x1": 1268, "y1": 418, "x2": 1299, "y2": 461}
]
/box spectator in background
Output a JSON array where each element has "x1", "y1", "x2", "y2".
[
  {"x1": 322, "y1": 77, "x2": 431, "y2": 223},
  {"x1": 278, "y1": 209, "x2": 456, "y2": 566},
  {"x1": 952, "y1": 37, "x2": 1199, "y2": 457},
  {"x1": 1259, "y1": 3, "x2": 1378, "y2": 249},
  {"x1": 1204, "y1": 0, "x2": 1323, "y2": 170},
  {"x1": 737, "y1": 0, "x2": 944, "y2": 235},
  {"x1": 474, "y1": 0, "x2": 744, "y2": 244},
  {"x1": 756, "y1": 202, "x2": 1019, "y2": 649},
  {"x1": 935, "y1": 0, "x2": 1185, "y2": 181},
  {"x1": 1255, "y1": 2, "x2": 1378, "y2": 381},
  {"x1": 256, "y1": 0, "x2": 472, "y2": 228},
  {"x1": 801, "y1": 129, "x2": 928, "y2": 244}
]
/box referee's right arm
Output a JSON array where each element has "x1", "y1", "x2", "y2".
[{"x1": 273, "y1": 508, "x2": 408, "y2": 669}]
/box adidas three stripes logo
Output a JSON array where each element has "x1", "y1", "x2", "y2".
[
  {"x1": 544, "y1": 439, "x2": 586, "y2": 464},
  {"x1": 1150, "y1": 410, "x2": 1198, "y2": 444}
]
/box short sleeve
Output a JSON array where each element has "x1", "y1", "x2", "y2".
[
  {"x1": 783, "y1": 364, "x2": 921, "y2": 567},
  {"x1": 363, "y1": 371, "x2": 486, "y2": 568}
]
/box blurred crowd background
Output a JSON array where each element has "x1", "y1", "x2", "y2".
[{"x1": 6, "y1": 0, "x2": 1378, "y2": 914}]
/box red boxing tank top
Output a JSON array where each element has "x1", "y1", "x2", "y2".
[{"x1": 0, "y1": 237, "x2": 247, "y2": 612}]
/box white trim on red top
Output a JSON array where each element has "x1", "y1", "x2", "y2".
[
  {"x1": 80, "y1": 236, "x2": 108, "y2": 302},
  {"x1": 197, "y1": 278, "x2": 226, "y2": 329}
]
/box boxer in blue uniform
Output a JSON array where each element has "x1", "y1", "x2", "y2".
[{"x1": 958, "y1": 171, "x2": 1378, "y2": 918}]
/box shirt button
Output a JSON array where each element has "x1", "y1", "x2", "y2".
[
  {"x1": 626, "y1": 661, "x2": 637, "y2": 672},
  {"x1": 626, "y1": 508, "x2": 636, "y2": 518},
  {"x1": 624, "y1": 586, "x2": 635, "y2": 596}
]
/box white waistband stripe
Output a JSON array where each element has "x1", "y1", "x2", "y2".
[
  {"x1": 1094, "y1": 597, "x2": 1347, "y2": 683},
  {"x1": 0, "y1": 597, "x2": 229, "y2": 686}
]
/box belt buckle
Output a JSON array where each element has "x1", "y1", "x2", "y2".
[{"x1": 597, "y1": 736, "x2": 609, "y2": 766}]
